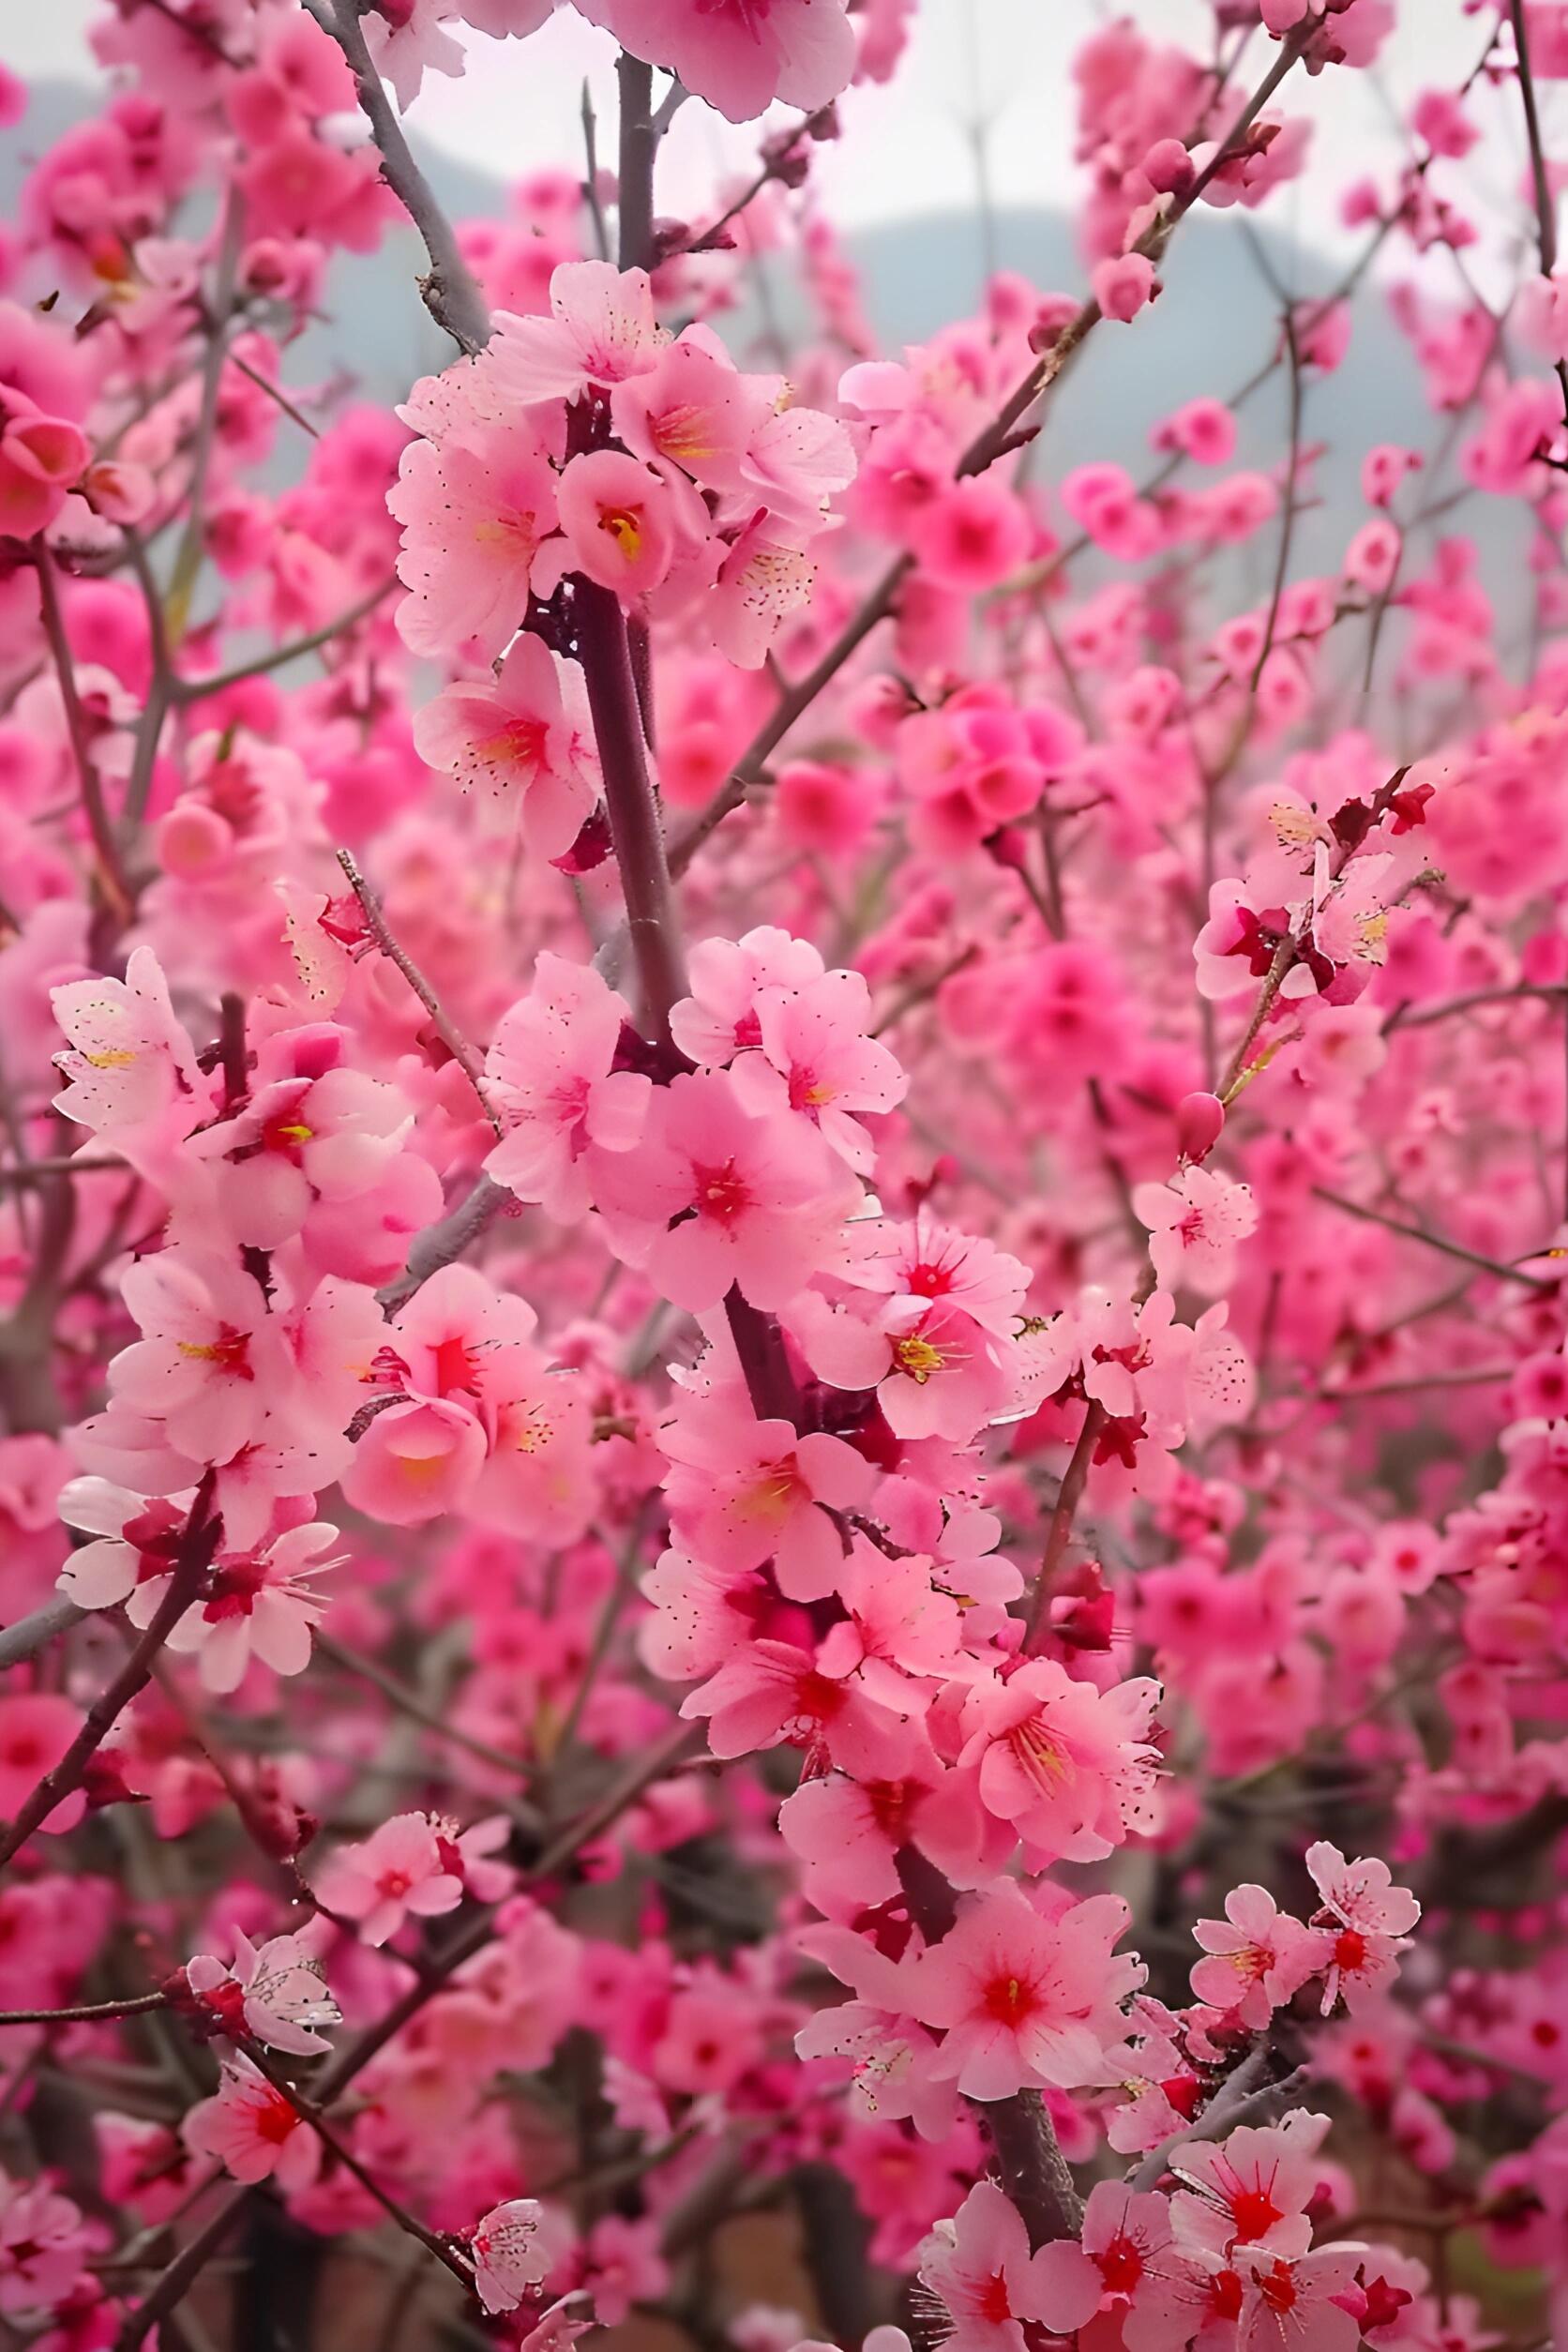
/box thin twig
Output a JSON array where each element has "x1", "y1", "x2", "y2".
[
  {"x1": 336, "y1": 850, "x2": 502, "y2": 1136},
  {"x1": 0, "y1": 1481, "x2": 219, "y2": 1872},
  {"x1": 303, "y1": 0, "x2": 491, "y2": 354}
]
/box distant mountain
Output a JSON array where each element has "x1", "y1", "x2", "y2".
[{"x1": 3, "y1": 81, "x2": 1530, "y2": 633}]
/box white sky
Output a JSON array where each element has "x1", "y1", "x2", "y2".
[{"x1": 3, "y1": 0, "x2": 1536, "y2": 259}]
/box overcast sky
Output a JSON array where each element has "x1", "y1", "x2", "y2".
[{"x1": 5, "y1": 0, "x2": 1538, "y2": 265}]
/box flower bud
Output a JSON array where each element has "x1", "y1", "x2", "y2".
[{"x1": 1177, "y1": 1090, "x2": 1226, "y2": 1162}]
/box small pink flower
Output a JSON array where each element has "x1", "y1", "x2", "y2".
[
  {"x1": 1304, "y1": 1843, "x2": 1420, "y2": 2014},
  {"x1": 1093, "y1": 252, "x2": 1159, "y2": 322},
  {"x1": 956, "y1": 1661, "x2": 1162, "y2": 1864},
  {"x1": 484, "y1": 953, "x2": 651, "y2": 1222},
  {"x1": 555, "y1": 448, "x2": 679, "y2": 600},
  {"x1": 311, "y1": 1812, "x2": 466, "y2": 1946},
  {"x1": 469, "y1": 2197, "x2": 569, "y2": 2314},
  {"x1": 0, "y1": 2171, "x2": 88, "y2": 2315},
  {"x1": 1190, "y1": 1886, "x2": 1320, "y2": 2029},
  {"x1": 1235, "y1": 2243, "x2": 1367, "y2": 2352},
  {"x1": 1032, "y1": 2179, "x2": 1176, "y2": 2335},
  {"x1": 109, "y1": 1248, "x2": 290, "y2": 1470},
  {"x1": 1168, "y1": 2111, "x2": 1331, "y2": 2264},
  {"x1": 390, "y1": 421, "x2": 559, "y2": 660},
  {"x1": 917, "y1": 2181, "x2": 1055, "y2": 2352},
  {"x1": 182, "y1": 2058, "x2": 320, "y2": 2191},
  {"x1": 728, "y1": 967, "x2": 908, "y2": 1173},
  {"x1": 183, "y1": 1929, "x2": 340, "y2": 2056},
  {"x1": 413, "y1": 637, "x2": 600, "y2": 860},
  {"x1": 1132, "y1": 1166, "x2": 1258, "y2": 1298},
  {"x1": 491, "y1": 261, "x2": 663, "y2": 406},
  {"x1": 52, "y1": 946, "x2": 218, "y2": 1147},
  {"x1": 907, "y1": 1880, "x2": 1142, "y2": 2099},
  {"x1": 588, "y1": 1070, "x2": 848, "y2": 1315}
]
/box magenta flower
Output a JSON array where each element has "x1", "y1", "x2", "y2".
[
  {"x1": 1190, "y1": 1885, "x2": 1320, "y2": 2029},
  {"x1": 181, "y1": 2058, "x2": 320, "y2": 2192},
  {"x1": 572, "y1": 0, "x2": 855, "y2": 123},
  {"x1": 183, "y1": 1928, "x2": 340, "y2": 2057},
  {"x1": 907, "y1": 1880, "x2": 1143, "y2": 2099},
  {"x1": 412, "y1": 638, "x2": 600, "y2": 860},
  {"x1": 588, "y1": 1071, "x2": 850, "y2": 1315},
  {"x1": 956, "y1": 1660, "x2": 1163, "y2": 1864},
  {"x1": 311, "y1": 1812, "x2": 465, "y2": 1948}
]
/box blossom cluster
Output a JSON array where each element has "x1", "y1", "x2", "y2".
[{"x1": 0, "y1": 3, "x2": 1563, "y2": 2352}]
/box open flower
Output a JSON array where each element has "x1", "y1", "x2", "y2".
[
  {"x1": 311, "y1": 1812, "x2": 466, "y2": 1946},
  {"x1": 182, "y1": 1929, "x2": 340, "y2": 2057},
  {"x1": 181, "y1": 2058, "x2": 320, "y2": 2191}
]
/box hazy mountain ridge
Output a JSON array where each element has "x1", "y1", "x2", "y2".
[{"x1": 2, "y1": 80, "x2": 1529, "y2": 618}]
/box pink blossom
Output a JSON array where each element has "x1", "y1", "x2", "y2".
[
  {"x1": 916, "y1": 2181, "x2": 1056, "y2": 2352},
  {"x1": 181, "y1": 2058, "x2": 320, "y2": 2191},
  {"x1": 390, "y1": 421, "x2": 558, "y2": 659},
  {"x1": 956, "y1": 1661, "x2": 1162, "y2": 1863},
  {"x1": 661, "y1": 1394, "x2": 872, "y2": 1603},
  {"x1": 906, "y1": 1880, "x2": 1142, "y2": 2098},
  {"x1": 1190, "y1": 1885, "x2": 1320, "y2": 2028},
  {"x1": 573, "y1": 0, "x2": 855, "y2": 122},
  {"x1": 588, "y1": 1070, "x2": 849, "y2": 1314},
  {"x1": 52, "y1": 946, "x2": 218, "y2": 1148},
  {"x1": 555, "y1": 449, "x2": 679, "y2": 601},
  {"x1": 183, "y1": 1928, "x2": 340, "y2": 2056},
  {"x1": 728, "y1": 967, "x2": 908, "y2": 1172},
  {"x1": 1093, "y1": 252, "x2": 1159, "y2": 322},
  {"x1": 413, "y1": 637, "x2": 600, "y2": 859},
  {"x1": 311, "y1": 1813, "x2": 466, "y2": 1947},
  {"x1": 1236, "y1": 2243, "x2": 1367, "y2": 2352},
  {"x1": 1168, "y1": 2111, "x2": 1332, "y2": 2263},
  {"x1": 0, "y1": 2172, "x2": 88, "y2": 2315},
  {"x1": 469, "y1": 2197, "x2": 568, "y2": 2314},
  {"x1": 484, "y1": 953, "x2": 651, "y2": 1220},
  {"x1": 1304, "y1": 1842, "x2": 1420, "y2": 2013},
  {"x1": 491, "y1": 262, "x2": 662, "y2": 406},
  {"x1": 108, "y1": 1249, "x2": 291, "y2": 1469},
  {"x1": 1132, "y1": 1165, "x2": 1259, "y2": 1298},
  {"x1": 670, "y1": 928, "x2": 825, "y2": 1067},
  {"x1": 1032, "y1": 2179, "x2": 1175, "y2": 2335}
]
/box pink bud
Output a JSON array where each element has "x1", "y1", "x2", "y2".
[
  {"x1": 1091, "y1": 252, "x2": 1159, "y2": 324},
  {"x1": 1141, "y1": 139, "x2": 1195, "y2": 197},
  {"x1": 1177, "y1": 1091, "x2": 1226, "y2": 1162}
]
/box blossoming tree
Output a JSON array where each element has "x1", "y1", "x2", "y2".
[{"x1": 0, "y1": 2, "x2": 1564, "y2": 2350}]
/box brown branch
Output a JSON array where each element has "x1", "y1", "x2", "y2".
[
  {"x1": 336, "y1": 850, "x2": 501, "y2": 1135},
  {"x1": 34, "y1": 547, "x2": 134, "y2": 919},
  {"x1": 173, "y1": 577, "x2": 397, "y2": 704},
  {"x1": 1310, "y1": 1187, "x2": 1556, "y2": 1292},
  {"x1": 0, "y1": 1478, "x2": 219, "y2": 1873},
  {"x1": 0, "y1": 1993, "x2": 169, "y2": 2027},
  {"x1": 303, "y1": 0, "x2": 491, "y2": 354},
  {"x1": 1021, "y1": 1403, "x2": 1104, "y2": 1651}
]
